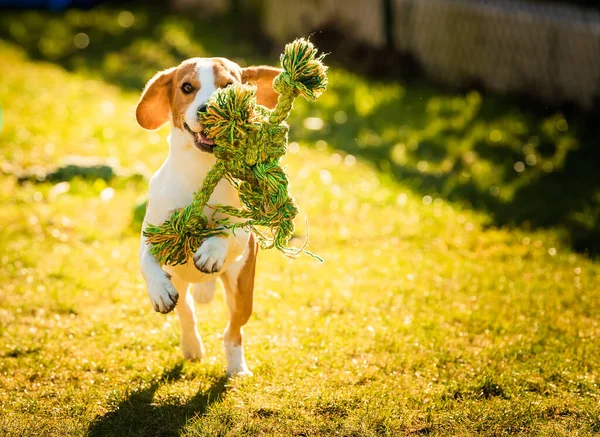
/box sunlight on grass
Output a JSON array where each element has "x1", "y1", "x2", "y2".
[
  {"x1": 0, "y1": 41, "x2": 170, "y2": 172},
  {"x1": 1, "y1": 8, "x2": 600, "y2": 437}
]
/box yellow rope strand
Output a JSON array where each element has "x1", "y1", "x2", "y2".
[{"x1": 143, "y1": 38, "x2": 327, "y2": 266}]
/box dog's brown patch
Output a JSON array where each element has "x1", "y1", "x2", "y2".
[
  {"x1": 136, "y1": 60, "x2": 200, "y2": 131},
  {"x1": 237, "y1": 233, "x2": 258, "y2": 295},
  {"x1": 241, "y1": 66, "x2": 282, "y2": 109},
  {"x1": 212, "y1": 58, "x2": 242, "y2": 89},
  {"x1": 136, "y1": 59, "x2": 282, "y2": 131},
  {"x1": 136, "y1": 67, "x2": 176, "y2": 130},
  {"x1": 169, "y1": 61, "x2": 200, "y2": 130},
  {"x1": 221, "y1": 233, "x2": 258, "y2": 346}
]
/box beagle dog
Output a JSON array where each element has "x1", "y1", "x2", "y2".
[{"x1": 136, "y1": 57, "x2": 281, "y2": 376}]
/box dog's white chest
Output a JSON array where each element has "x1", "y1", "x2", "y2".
[{"x1": 145, "y1": 134, "x2": 243, "y2": 283}]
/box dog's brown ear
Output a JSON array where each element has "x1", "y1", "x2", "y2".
[
  {"x1": 241, "y1": 66, "x2": 282, "y2": 110},
  {"x1": 136, "y1": 67, "x2": 176, "y2": 130}
]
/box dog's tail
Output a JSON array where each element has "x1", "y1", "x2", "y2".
[{"x1": 191, "y1": 281, "x2": 216, "y2": 304}]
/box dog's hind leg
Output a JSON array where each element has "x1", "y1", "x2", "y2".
[
  {"x1": 191, "y1": 280, "x2": 216, "y2": 304},
  {"x1": 220, "y1": 234, "x2": 257, "y2": 376},
  {"x1": 171, "y1": 275, "x2": 204, "y2": 361}
]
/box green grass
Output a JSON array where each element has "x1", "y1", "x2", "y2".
[{"x1": 1, "y1": 6, "x2": 600, "y2": 436}]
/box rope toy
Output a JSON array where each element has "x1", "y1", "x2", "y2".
[{"x1": 143, "y1": 38, "x2": 328, "y2": 266}]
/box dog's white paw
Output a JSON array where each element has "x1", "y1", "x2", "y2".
[
  {"x1": 227, "y1": 367, "x2": 253, "y2": 378},
  {"x1": 147, "y1": 273, "x2": 179, "y2": 313},
  {"x1": 181, "y1": 336, "x2": 205, "y2": 361},
  {"x1": 225, "y1": 343, "x2": 252, "y2": 377},
  {"x1": 193, "y1": 237, "x2": 228, "y2": 274}
]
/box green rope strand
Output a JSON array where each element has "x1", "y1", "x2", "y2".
[
  {"x1": 144, "y1": 163, "x2": 226, "y2": 265},
  {"x1": 142, "y1": 38, "x2": 327, "y2": 266}
]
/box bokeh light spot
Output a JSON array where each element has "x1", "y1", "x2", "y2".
[
  {"x1": 417, "y1": 160, "x2": 429, "y2": 172},
  {"x1": 315, "y1": 140, "x2": 328, "y2": 151},
  {"x1": 514, "y1": 161, "x2": 525, "y2": 172},
  {"x1": 100, "y1": 187, "x2": 115, "y2": 202},
  {"x1": 556, "y1": 119, "x2": 568, "y2": 132},
  {"x1": 489, "y1": 130, "x2": 502, "y2": 142},
  {"x1": 391, "y1": 143, "x2": 407, "y2": 165},
  {"x1": 118, "y1": 11, "x2": 135, "y2": 28},
  {"x1": 288, "y1": 141, "x2": 299, "y2": 154},
  {"x1": 543, "y1": 162, "x2": 554, "y2": 172},
  {"x1": 344, "y1": 155, "x2": 356, "y2": 166},
  {"x1": 73, "y1": 33, "x2": 90, "y2": 49},
  {"x1": 334, "y1": 111, "x2": 347, "y2": 124},
  {"x1": 319, "y1": 169, "x2": 332, "y2": 185},
  {"x1": 304, "y1": 117, "x2": 324, "y2": 130},
  {"x1": 101, "y1": 100, "x2": 115, "y2": 116},
  {"x1": 148, "y1": 132, "x2": 161, "y2": 144},
  {"x1": 330, "y1": 153, "x2": 342, "y2": 165}
]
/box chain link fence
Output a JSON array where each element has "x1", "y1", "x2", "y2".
[{"x1": 259, "y1": 0, "x2": 600, "y2": 109}]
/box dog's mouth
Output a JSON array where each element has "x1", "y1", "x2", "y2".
[{"x1": 184, "y1": 122, "x2": 215, "y2": 153}]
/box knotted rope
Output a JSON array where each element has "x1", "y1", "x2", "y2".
[{"x1": 144, "y1": 38, "x2": 328, "y2": 266}]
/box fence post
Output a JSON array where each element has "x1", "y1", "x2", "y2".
[{"x1": 383, "y1": 0, "x2": 394, "y2": 50}]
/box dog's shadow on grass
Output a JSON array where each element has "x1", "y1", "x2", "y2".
[{"x1": 87, "y1": 362, "x2": 229, "y2": 437}]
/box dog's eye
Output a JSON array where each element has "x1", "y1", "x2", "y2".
[{"x1": 181, "y1": 82, "x2": 194, "y2": 94}]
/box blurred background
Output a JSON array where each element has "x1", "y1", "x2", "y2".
[{"x1": 1, "y1": 0, "x2": 599, "y2": 254}]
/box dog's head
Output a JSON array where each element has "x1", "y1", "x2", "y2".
[{"x1": 136, "y1": 58, "x2": 281, "y2": 153}]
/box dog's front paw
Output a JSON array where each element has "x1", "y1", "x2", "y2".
[
  {"x1": 228, "y1": 368, "x2": 253, "y2": 378},
  {"x1": 147, "y1": 273, "x2": 179, "y2": 313},
  {"x1": 193, "y1": 237, "x2": 228, "y2": 274}
]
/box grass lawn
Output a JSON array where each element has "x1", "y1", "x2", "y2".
[{"x1": 1, "y1": 6, "x2": 600, "y2": 437}]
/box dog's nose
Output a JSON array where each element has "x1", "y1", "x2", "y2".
[{"x1": 198, "y1": 104, "x2": 208, "y2": 113}]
